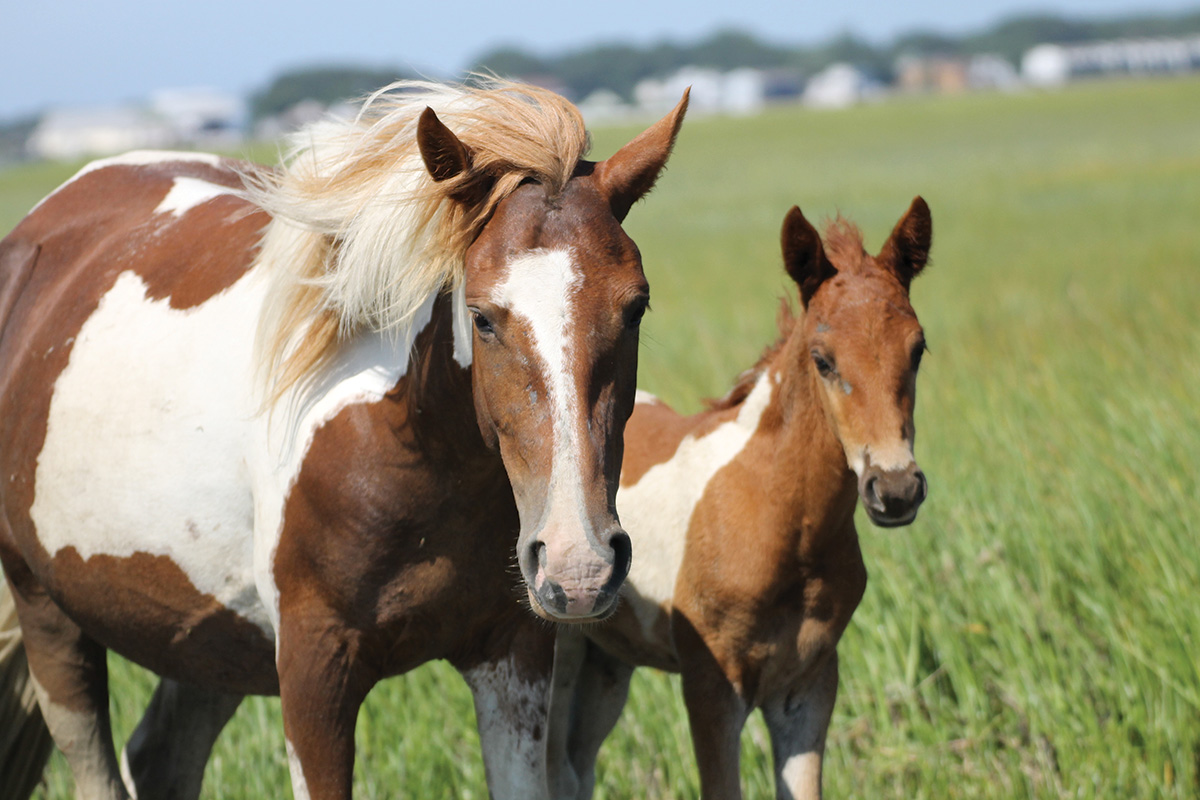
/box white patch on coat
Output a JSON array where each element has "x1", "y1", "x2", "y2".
[
  {"x1": 616, "y1": 371, "x2": 778, "y2": 639},
  {"x1": 779, "y1": 751, "x2": 822, "y2": 799},
  {"x1": 153, "y1": 176, "x2": 232, "y2": 217},
  {"x1": 31, "y1": 269, "x2": 270, "y2": 633},
  {"x1": 247, "y1": 293, "x2": 437, "y2": 635},
  {"x1": 32, "y1": 151, "x2": 224, "y2": 214},
  {"x1": 285, "y1": 738, "x2": 311, "y2": 800},
  {"x1": 463, "y1": 659, "x2": 550, "y2": 800},
  {"x1": 30, "y1": 262, "x2": 440, "y2": 642},
  {"x1": 633, "y1": 389, "x2": 662, "y2": 406},
  {"x1": 491, "y1": 248, "x2": 587, "y2": 540}
]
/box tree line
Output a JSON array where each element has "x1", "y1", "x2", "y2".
[{"x1": 248, "y1": 8, "x2": 1200, "y2": 120}]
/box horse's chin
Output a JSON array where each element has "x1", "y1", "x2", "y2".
[
  {"x1": 525, "y1": 588, "x2": 619, "y2": 625},
  {"x1": 864, "y1": 506, "x2": 921, "y2": 529}
]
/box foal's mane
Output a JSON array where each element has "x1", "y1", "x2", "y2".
[
  {"x1": 707, "y1": 217, "x2": 867, "y2": 411},
  {"x1": 245, "y1": 78, "x2": 590, "y2": 404}
]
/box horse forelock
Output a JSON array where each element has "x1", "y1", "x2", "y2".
[
  {"x1": 246, "y1": 78, "x2": 591, "y2": 406},
  {"x1": 821, "y1": 216, "x2": 868, "y2": 272}
]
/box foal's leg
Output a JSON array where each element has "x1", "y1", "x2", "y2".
[
  {"x1": 760, "y1": 654, "x2": 839, "y2": 800},
  {"x1": 5, "y1": 569, "x2": 128, "y2": 800},
  {"x1": 545, "y1": 630, "x2": 633, "y2": 800},
  {"x1": 545, "y1": 626, "x2": 588, "y2": 800},
  {"x1": 461, "y1": 621, "x2": 558, "y2": 800},
  {"x1": 119, "y1": 678, "x2": 243, "y2": 800},
  {"x1": 674, "y1": 617, "x2": 750, "y2": 800}
]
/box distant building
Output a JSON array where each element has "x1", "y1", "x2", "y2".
[
  {"x1": 28, "y1": 107, "x2": 174, "y2": 161},
  {"x1": 803, "y1": 63, "x2": 882, "y2": 109},
  {"x1": 968, "y1": 55, "x2": 1021, "y2": 91},
  {"x1": 1022, "y1": 36, "x2": 1200, "y2": 86},
  {"x1": 633, "y1": 66, "x2": 771, "y2": 117},
  {"x1": 576, "y1": 89, "x2": 629, "y2": 123},
  {"x1": 896, "y1": 56, "x2": 970, "y2": 94},
  {"x1": 28, "y1": 88, "x2": 244, "y2": 161},
  {"x1": 896, "y1": 55, "x2": 1019, "y2": 93},
  {"x1": 150, "y1": 88, "x2": 244, "y2": 144}
]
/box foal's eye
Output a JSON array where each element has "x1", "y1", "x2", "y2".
[
  {"x1": 911, "y1": 340, "x2": 927, "y2": 372},
  {"x1": 625, "y1": 297, "x2": 649, "y2": 330},
  {"x1": 470, "y1": 309, "x2": 495, "y2": 338},
  {"x1": 812, "y1": 352, "x2": 836, "y2": 378}
]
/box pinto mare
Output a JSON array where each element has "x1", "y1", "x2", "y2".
[
  {"x1": 546, "y1": 199, "x2": 933, "y2": 800},
  {"x1": 0, "y1": 80, "x2": 688, "y2": 800}
]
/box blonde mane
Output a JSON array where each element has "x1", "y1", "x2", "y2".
[{"x1": 244, "y1": 78, "x2": 591, "y2": 404}]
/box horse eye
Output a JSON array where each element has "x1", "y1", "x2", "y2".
[
  {"x1": 470, "y1": 309, "x2": 494, "y2": 337},
  {"x1": 625, "y1": 297, "x2": 649, "y2": 330},
  {"x1": 911, "y1": 341, "x2": 927, "y2": 372},
  {"x1": 812, "y1": 352, "x2": 835, "y2": 378}
]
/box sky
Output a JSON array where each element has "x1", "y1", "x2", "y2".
[{"x1": 3, "y1": 0, "x2": 1196, "y2": 122}]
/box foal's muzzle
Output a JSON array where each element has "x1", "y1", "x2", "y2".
[{"x1": 859, "y1": 462, "x2": 928, "y2": 528}]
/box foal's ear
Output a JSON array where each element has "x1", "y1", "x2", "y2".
[
  {"x1": 879, "y1": 196, "x2": 932, "y2": 289},
  {"x1": 782, "y1": 205, "x2": 835, "y2": 307},
  {"x1": 594, "y1": 89, "x2": 690, "y2": 222},
  {"x1": 417, "y1": 107, "x2": 494, "y2": 205}
]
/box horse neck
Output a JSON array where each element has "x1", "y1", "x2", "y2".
[
  {"x1": 762, "y1": 331, "x2": 860, "y2": 554},
  {"x1": 399, "y1": 295, "x2": 498, "y2": 471}
]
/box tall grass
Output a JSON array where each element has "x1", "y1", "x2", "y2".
[{"x1": 6, "y1": 76, "x2": 1198, "y2": 798}]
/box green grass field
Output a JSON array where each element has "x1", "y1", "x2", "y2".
[{"x1": 6, "y1": 75, "x2": 1199, "y2": 798}]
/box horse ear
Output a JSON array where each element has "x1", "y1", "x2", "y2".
[
  {"x1": 594, "y1": 89, "x2": 690, "y2": 222},
  {"x1": 782, "y1": 205, "x2": 834, "y2": 307},
  {"x1": 418, "y1": 107, "x2": 470, "y2": 181},
  {"x1": 417, "y1": 107, "x2": 494, "y2": 205},
  {"x1": 879, "y1": 196, "x2": 932, "y2": 289}
]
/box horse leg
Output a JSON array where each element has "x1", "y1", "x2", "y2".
[
  {"x1": 276, "y1": 611, "x2": 373, "y2": 800},
  {"x1": 760, "y1": 653, "x2": 839, "y2": 800},
  {"x1": 4, "y1": 568, "x2": 128, "y2": 800},
  {"x1": 118, "y1": 678, "x2": 243, "y2": 800},
  {"x1": 545, "y1": 629, "x2": 633, "y2": 800},
  {"x1": 545, "y1": 626, "x2": 587, "y2": 800},
  {"x1": 460, "y1": 620, "x2": 558, "y2": 800},
  {"x1": 675, "y1": 618, "x2": 749, "y2": 800},
  {"x1": 0, "y1": 574, "x2": 54, "y2": 800}
]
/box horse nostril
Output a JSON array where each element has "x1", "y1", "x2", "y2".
[
  {"x1": 863, "y1": 475, "x2": 881, "y2": 508},
  {"x1": 607, "y1": 531, "x2": 631, "y2": 588},
  {"x1": 913, "y1": 469, "x2": 928, "y2": 504},
  {"x1": 522, "y1": 540, "x2": 546, "y2": 583}
]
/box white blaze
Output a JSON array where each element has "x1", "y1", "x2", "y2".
[
  {"x1": 846, "y1": 441, "x2": 915, "y2": 478},
  {"x1": 491, "y1": 248, "x2": 585, "y2": 535}
]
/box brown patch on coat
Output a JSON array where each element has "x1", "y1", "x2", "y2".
[
  {"x1": 270, "y1": 294, "x2": 540, "y2": 677},
  {"x1": 41, "y1": 548, "x2": 277, "y2": 696}
]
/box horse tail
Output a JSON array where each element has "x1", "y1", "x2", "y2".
[{"x1": 0, "y1": 574, "x2": 54, "y2": 800}]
